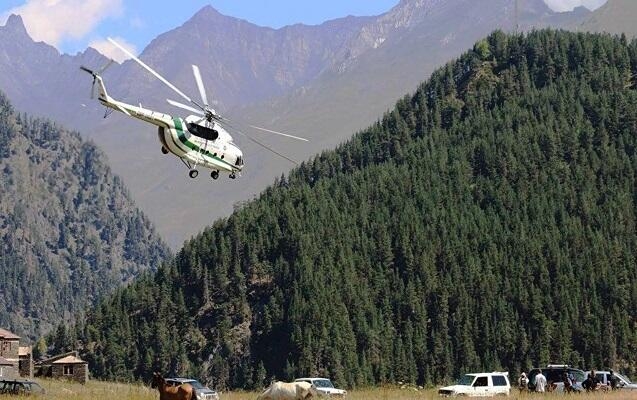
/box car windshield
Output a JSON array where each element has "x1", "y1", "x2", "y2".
[
  {"x1": 187, "y1": 380, "x2": 206, "y2": 390},
  {"x1": 458, "y1": 375, "x2": 475, "y2": 385},
  {"x1": 616, "y1": 373, "x2": 632, "y2": 384},
  {"x1": 313, "y1": 379, "x2": 334, "y2": 388},
  {"x1": 569, "y1": 369, "x2": 586, "y2": 382}
]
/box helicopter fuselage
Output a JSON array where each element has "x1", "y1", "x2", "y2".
[
  {"x1": 95, "y1": 77, "x2": 243, "y2": 176},
  {"x1": 82, "y1": 41, "x2": 305, "y2": 180}
]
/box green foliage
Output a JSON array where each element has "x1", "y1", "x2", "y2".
[
  {"x1": 474, "y1": 39, "x2": 491, "y2": 61},
  {"x1": 73, "y1": 30, "x2": 637, "y2": 388}
]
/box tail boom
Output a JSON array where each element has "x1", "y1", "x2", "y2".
[{"x1": 81, "y1": 65, "x2": 173, "y2": 127}]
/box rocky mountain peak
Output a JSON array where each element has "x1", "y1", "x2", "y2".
[
  {"x1": 186, "y1": 4, "x2": 254, "y2": 32},
  {"x1": 1, "y1": 14, "x2": 30, "y2": 39},
  {"x1": 190, "y1": 5, "x2": 228, "y2": 23}
]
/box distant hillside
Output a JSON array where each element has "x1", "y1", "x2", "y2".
[
  {"x1": 0, "y1": 92, "x2": 170, "y2": 340},
  {"x1": 64, "y1": 30, "x2": 637, "y2": 388},
  {"x1": 571, "y1": 0, "x2": 637, "y2": 38}
]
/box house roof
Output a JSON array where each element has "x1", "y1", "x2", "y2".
[
  {"x1": 0, "y1": 328, "x2": 20, "y2": 340},
  {"x1": 52, "y1": 355, "x2": 86, "y2": 365},
  {"x1": 19, "y1": 346, "x2": 31, "y2": 356},
  {"x1": 38, "y1": 351, "x2": 78, "y2": 365},
  {"x1": 0, "y1": 356, "x2": 13, "y2": 366}
]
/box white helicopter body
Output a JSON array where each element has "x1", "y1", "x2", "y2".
[{"x1": 81, "y1": 38, "x2": 305, "y2": 180}]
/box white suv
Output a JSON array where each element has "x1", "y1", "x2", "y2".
[
  {"x1": 438, "y1": 372, "x2": 510, "y2": 397},
  {"x1": 294, "y1": 378, "x2": 347, "y2": 396}
]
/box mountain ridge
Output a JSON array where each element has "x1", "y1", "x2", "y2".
[{"x1": 570, "y1": 0, "x2": 637, "y2": 38}]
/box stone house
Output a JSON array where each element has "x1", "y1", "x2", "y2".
[
  {"x1": 19, "y1": 346, "x2": 33, "y2": 378},
  {"x1": 0, "y1": 328, "x2": 20, "y2": 379},
  {"x1": 36, "y1": 351, "x2": 88, "y2": 384}
]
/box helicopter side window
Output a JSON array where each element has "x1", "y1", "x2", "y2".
[{"x1": 187, "y1": 123, "x2": 218, "y2": 141}]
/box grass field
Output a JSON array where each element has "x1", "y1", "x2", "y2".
[{"x1": 2, "y1": 379, "x2": 637, "y2": 399}]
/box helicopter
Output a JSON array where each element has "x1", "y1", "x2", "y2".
[{"x1": 80, "y1": 38, "x2": 307, "y2": 180}]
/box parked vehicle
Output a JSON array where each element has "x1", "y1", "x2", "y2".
[
  {"x1": 438, "y1": 371, "x2": 510, "y2": 397},
  {"x1": 294, "y1": 377, "x2": 347, "y2": 396},
  {"x1": 588, "y1": 370, "x2": 637, "y2": 391},
  {"x1": 164, "y1": 377, "x2": 220, "y2": 400},
  {"x1": 527, "y1": 364, "x2": 586, "y2": 392},
  {"x1": 0, "y1": 379, "x2": 45, "y2": 396}
]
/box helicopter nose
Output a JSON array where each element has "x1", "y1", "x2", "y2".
[{"x1": 234, "y1": 154, "x2": 244, "y2": 169}]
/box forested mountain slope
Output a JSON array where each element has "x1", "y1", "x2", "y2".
[
  {"x1": 64, "y1": 30, "x2": 637, "y2": 388},
  {"x1": 0, "y1": 93, "x2": 170, "y2": 340}
]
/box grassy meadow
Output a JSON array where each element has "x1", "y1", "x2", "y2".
[{"x1": 2, "y1": 379, "x2": 637, "y2": 400}]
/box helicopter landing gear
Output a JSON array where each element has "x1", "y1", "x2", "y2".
[
  {"x1": 188, "y1": 169, "x2": 199, "y2": 179},
  {"x1": 229, "y1": 173, "x2": 236, "y2": 180},
  {"x1": 161, "y1": 146, "x2": 168, "y2": 154},
  {"x1": 211, "y1": 170, "x2": 219, "y2": 180}
]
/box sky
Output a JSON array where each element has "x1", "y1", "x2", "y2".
[{"x1": 0, "y1": 0, "x2": 608, "y2": 62}]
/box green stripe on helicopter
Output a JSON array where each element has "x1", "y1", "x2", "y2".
[{"x1": 173, "y1": 117, "x2": 236, "y2": 170}]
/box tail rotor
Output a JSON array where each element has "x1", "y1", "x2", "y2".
[{"x1": 80, "y1": 59, "x2": 115, "y2": 99}]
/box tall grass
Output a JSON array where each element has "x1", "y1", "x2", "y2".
[{"x1": 1, "y1": 379, "x2": 636, "y2": 399}]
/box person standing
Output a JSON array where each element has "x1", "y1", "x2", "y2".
[
  {"x1": 609, "y1": 370, "x2": 619, "y2": 390},
  {"x1": 518, "y1": 371, "x2": 529, "y2": 392},
  {"x1": 583, "y1": 370, "x2": 601, "y2": 391},
  {"x1": 562, "y1": 371, "x2": 574, "y2": 393},
  {"x1": 535, "y1": 370, "x2": 547, "y2": 392}
]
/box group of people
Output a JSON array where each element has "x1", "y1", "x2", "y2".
[
  {"x1": 517, "y1": 369, "x2": 620, "y2": 393},
  {"x1": 581, "y1": 369, "x2": 621, "y2": 392}
]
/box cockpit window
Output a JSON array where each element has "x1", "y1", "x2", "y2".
[
  {"x1": 235, "y1": 156, "x2": 243, "y2": 166},
  {"x1": 187, "y1": 123, "x2": 218, "y2": 140}
]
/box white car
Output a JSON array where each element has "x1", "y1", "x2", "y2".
[
  {"x1": 294, "y1": 378, "x2": 347, "y2": 396},
  {"x1": 438, "y1": 372, "x2": 510, "y2": 397}
]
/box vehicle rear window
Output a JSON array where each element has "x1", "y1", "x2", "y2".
[
  {"x1": 545, "y1": 369, "x2": 562, "y2": 383},
  {"x1": 493, "y1": 375, "x2": 508, "y2": 386}
]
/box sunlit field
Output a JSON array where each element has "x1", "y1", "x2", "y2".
[{"x1": 1, "y1": 379, "x2": 637, "y2": 400}]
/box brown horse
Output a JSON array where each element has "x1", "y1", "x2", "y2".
[{"x1": 151, "y1": 372, "x2": 197, "y2": 400}]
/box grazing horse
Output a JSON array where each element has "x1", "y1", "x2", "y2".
[
  {"x1": 257, "y1": 381, "x2": 319, "y2": 400},
  {"x1": 151, "y1": 372, "x2": 197, "y2": 400}
]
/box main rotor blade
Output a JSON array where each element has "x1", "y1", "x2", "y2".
[
  {"x1": 192, "y1": 65, "x2": 209, "y2": 107},
  {"x1": 230, "y1": 126, "x2": 299, "y2": 166},
  {"x1": 167, "y1": 99, "x2": 204, "y2": 115},
  {"x1": 223, "y1": 117, "x2": 308, "y2": 142},
  {"x1": 107, "y1": 37, "x2": 201, "y2": 110},
  {"x1": 246, "y1": 124, "x2": 309, "y2": 141}
]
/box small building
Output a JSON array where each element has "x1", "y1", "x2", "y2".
[
  {"x1": 19, "y1": 346, "x2": 33, "y2": 378},
  {"x1": 36, "y1": 351, "x2": 88, "y2": 384},
  {"x1": 0, "y1": 328, "x2": 20, "y2": 378}
]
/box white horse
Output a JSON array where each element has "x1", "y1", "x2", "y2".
[{"x1": 256, "y1": 381, "x2": 319, "y2": 400}]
